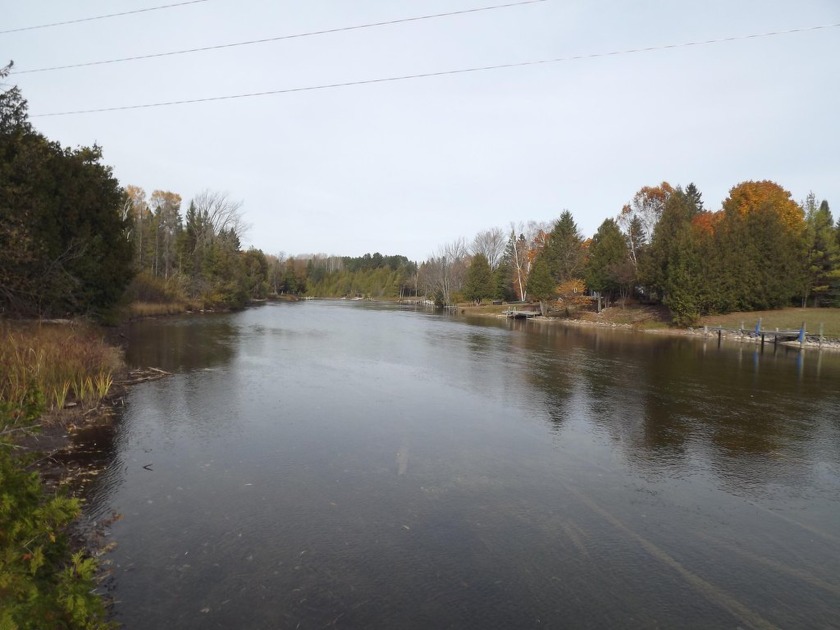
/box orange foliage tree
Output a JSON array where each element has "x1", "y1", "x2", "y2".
[
  {"x1": 556, "y1": 278, "x2": 589, "y2": 306},
  {"x1": 716, "y1": 180, "x2": 806, "y2": 310},
  {"x1": 722, "y1": 180, "x2": 804, "y2": 233}
]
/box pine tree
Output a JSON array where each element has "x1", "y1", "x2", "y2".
[
  {"x1": 802, "y1": 195, "x2": 839, "y2": 306},
  {"x1": 585, "y1": 218, "x2": 630, "y2": 305},
  {"x1": 463, "y1": 253, "x2": 494, "y2": 304},
  {"x1": 526, "y1": 254, "x2": 555, "y2": 315},
  {"x1": 543, "y1": 210, "x2": 584, "y2": 283}
]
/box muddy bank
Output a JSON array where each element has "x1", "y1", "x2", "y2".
[{"x1": 21, "y1": 367, "x2": 171, "y2": 488}]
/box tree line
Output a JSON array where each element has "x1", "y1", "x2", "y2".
[
  {"x1": 121, "y1": 186, "x2": 274, "y2": 310},
  {"x1": 1, "y1": 65, "x2": 133, "y2": 318},
  {"x1": 414, "y1": 181, "x2": 837, "y2": 323},
  {"x1": 0, "y1": 63, "x2": 282, "y2": 317},
  {"x1": 0, "y1": 65, "x2": 419, "y2": 316},
  {"x1": 3, "y1": 64, "x2": 837, "y2": 324}
]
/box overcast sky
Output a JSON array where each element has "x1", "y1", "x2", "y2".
[{"x1": 4, "y1": 1, "x2": 839, "y2": 261}]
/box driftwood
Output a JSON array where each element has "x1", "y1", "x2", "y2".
[{"x1": 117, "y1": 367, "x2": 173, "y2": 386}]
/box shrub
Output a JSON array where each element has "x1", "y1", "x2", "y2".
[{"x1": 0, "y1": 394, "x2": 113, "y2": 629}]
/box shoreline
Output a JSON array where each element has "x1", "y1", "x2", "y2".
[{"x1": 457, "y1": 304, "x2": 840, "y2": 352}]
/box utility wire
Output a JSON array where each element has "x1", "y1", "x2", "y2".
[
  {"x1": 0, "y1": 0, "x2": 210, "y2": 36},
  {"x1": 32, "y1": 22, "x2": 839, "y2": 118},
  {"x1": 12, "y1": 0, "x2": 547, "y2": 75}
]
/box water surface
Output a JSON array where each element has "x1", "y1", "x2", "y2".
[{"x1": 84, "y1": 302, "x2": 840, "y2": 628}]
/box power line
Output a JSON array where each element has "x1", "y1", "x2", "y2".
[
  {"x1": 12, "y1": 0, "x2": 547, "y2": 75},
  {"x1": 0, "y1": 0, "x2": 210, "y2": 36},
  {"x1": 32, "y1": 22, "x2": 839, "y2": 118}
]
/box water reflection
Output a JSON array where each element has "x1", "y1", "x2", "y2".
[
  {"x1": 90, "y1": 304, "x2": 840, "y2": 629},
  {"x1": 124, "y1": 314, "x2": 239, "y2": 372}
]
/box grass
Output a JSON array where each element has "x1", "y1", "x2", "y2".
[
  {"x1": 0, "y1": 321, "x2": 122, "y2": 418},
  {"x1": 577, "y1": 304, "x2": 671, "y2": 329},
  {"x1": 459, "y1": 299, "x2": 673, "y2": 328},
  {"x1": 125, "y1": 300, "x2": 198, "y2": 318},
  {"x1": 457, "y1": 300, "x2": 840, "y2": 339},
  {"x1": 121, "y1": 271, "x2": 203, "y2": 319},
  {"x1": 458, "y1": 302, "x2": 510, "y2": 316},
  {"x1": 0, "y1": 326, "x2": 117, "y2": 629},
  {"x1": 698, "y1": 307, "x2": 840, "y2": 338}
]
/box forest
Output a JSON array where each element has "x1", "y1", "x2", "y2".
[{"x1": 2, "y1": 65, "x2": 839, "y2": 326}]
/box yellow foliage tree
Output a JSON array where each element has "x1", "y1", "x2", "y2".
[
  {"x1": 557, "y1": 278, "x2": 589, "y2": 306},
  {"x1": 722, "y1": 180, "x2": 804, "y2": 233}
]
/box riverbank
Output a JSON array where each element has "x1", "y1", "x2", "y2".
[
  {"x1": 457, "y1": 302, "x2": 840, "y2": 350},
  {"x1": 0, "y1": 319, "x2": 168, "y2": 628}
]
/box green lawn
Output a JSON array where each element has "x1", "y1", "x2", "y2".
[{"x1": 698, "y1": 308, "x2": 840, "y2": 338}]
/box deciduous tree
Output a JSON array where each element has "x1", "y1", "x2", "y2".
[
  {"x1": 150, "y1": 190, "x2": 182, "y2": 279},
  {"x1": 421, "y1": 238, "x2": 468, "y2": 306},
  {"x1": 192, "y1": 190, "x2": 248, "y2": 244},
  {"x1": 618, "y1": 182, "x2": 673, "y2": 277},
  {"x1": 470, "y1": 227, "x2": 506, "y2": 270}
]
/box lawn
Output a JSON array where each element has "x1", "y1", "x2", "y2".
[{"x1": 698, "y1": 308, "x2": 840, "y2": 338}]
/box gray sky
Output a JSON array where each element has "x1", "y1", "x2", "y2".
[{"x1": 4, "y1": 0, "x2": 839, "y2": 261}]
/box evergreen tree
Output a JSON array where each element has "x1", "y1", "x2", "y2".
[
  {"x1": 684, "y1": 182, "x2": 704, "y2": 212},
  {"x1": 0, "y1": 77, "x2": 133, "y2": 317},
  {"x1": 542, "y1": 210, "x2": 584, "y2": 283},
  {"x1": 242, "y1": 248, "x2": 269, "y2": 299},
  {"x1": 802, "y1": 194, "x2": 839, "y2": 306},
  {"x1": 0, "y1": 63, "x2": 30, "y2": 134},
  {"x1": 463, "y1": 253, "x2": 494, "y2": 304},
  {"x1": 659, "y1": 221, "x2": 708, "y2": 325},
  {"x1": 526, "y1": 254, "x2": 555, "y2": 315},
  {"x1": 645, "y1": 186, "x2": 703, "y2": 301},
  {"x1": 715, "y1": 183, "x2": 806, "y2": 311},
  {"x1": 586, "y1": 218, "x2": 631, "y2": 305},
  {"x1": 492, "y1": 258, "x2": 516, "y2": 301}
]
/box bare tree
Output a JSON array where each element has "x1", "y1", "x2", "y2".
[
  {"x1": 150, "y1": 190, "x2": 181, "y2": 278},
  {"x1": 123, "y1": 185, "x2": 149, "y2": 270},
  {"x1": 192, "y1": 190, "x2": 249, "y2": 243},
  {"x1": 421, "y1": 237, "x2": 468, "y2": 306},
  {"x1": 471, "y1": 227, "x2": 506, "y2": 270},
  {"x1": 617, "y1": 183, "x2": 674, "y2": 246},
  {"x1": 265, "y1": 253, "x2": 285, "y2": 294}
]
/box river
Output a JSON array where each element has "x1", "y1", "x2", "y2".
[{"x1": 82, "y1": 301, "x2": 840, "y2": 628}]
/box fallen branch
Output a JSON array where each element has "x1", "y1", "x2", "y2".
[{"x1": 116, "y1": 366, "x2": 173, "y2": 386}]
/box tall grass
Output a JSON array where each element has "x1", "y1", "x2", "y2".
[
  {"x1": 127, "y1": 300, "x2": 196, "y2": 318},
  {"x1": 122, "y1": 271, "x2": 202, "y2": 319},
  {"x1": 0, "y1": 321, "x2": 122, "y2": 415}
]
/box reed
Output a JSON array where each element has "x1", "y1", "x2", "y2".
[
  {"x1": 93, "y1": 370, "x2": 113, "y2": 400},
  {"x1": 52, "y1": 380, "x2": 70, "y2": 410},
  {"x1": 0, "y1": 321, "x2": 122, "y2": 414},
  {"x1": 127, "y1": 300, "x2": 195, "y2": 318}
]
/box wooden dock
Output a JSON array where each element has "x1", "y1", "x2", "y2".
[{"x1": 703, "y1": 318, "x2": 820, "y2": 349}]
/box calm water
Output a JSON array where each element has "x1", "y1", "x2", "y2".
[{"x1": 82, "y1": 301, "x2": 840, "y2": 629}]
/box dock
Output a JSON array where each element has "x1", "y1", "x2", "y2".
[{"x1": 703, "y1": 318, "x2": 824, "y2": 349}]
